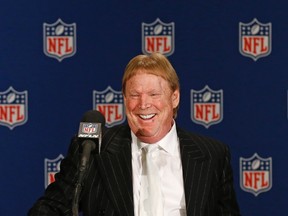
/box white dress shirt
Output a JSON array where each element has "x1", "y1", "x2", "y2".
[{"x1": 131, "y1": 122, "x2": 187, "y2": 216}]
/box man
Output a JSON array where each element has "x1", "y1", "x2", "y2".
[{"x1": 29, "y1": 53, "x2": 241, "y2": 215}]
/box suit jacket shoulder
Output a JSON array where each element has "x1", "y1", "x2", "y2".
[
  {"x1": 176, "y1": 127, "x2": 241, "y2": 216},
  {"x1": 177, "y1": 127, "x2": 230, "y2": 160}
]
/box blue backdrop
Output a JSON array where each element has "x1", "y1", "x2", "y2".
[{"x1": 0, "y1": 1, "x2": 287, "y2": 215}]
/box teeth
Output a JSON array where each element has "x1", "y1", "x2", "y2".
[{"x1": 140, "y1": 114, "x2": 155, "y2": 119}]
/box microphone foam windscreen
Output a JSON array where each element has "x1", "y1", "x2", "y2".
[{"x1": 81, "y1": 110, "x2": 105, "y2": 125}]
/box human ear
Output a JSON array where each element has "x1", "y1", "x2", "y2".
[{"x1": 172, "y1": 90, "x2": 180, "y2": 108}]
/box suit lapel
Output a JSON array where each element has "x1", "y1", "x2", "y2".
[
  {"x1": 97, "y1": 126, "x2": 134, "y2": 216},
  {"x1": 178, "y1": 128, "x2": 214, "y2": 216}
]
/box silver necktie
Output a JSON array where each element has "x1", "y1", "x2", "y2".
[{"x1": 139, "y1": 145, "x2": 163, "y2": 216}]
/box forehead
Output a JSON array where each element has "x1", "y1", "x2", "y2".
[{"x1": 127, "y1": 73, "x2": 168, "y2": 88}]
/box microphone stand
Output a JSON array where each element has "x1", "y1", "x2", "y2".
[
  {"x1": 72, "y1": 141, "x2": 96, "y2": 216},
  {"x1": 71, "y1": 121, "x2": 103, "y2": 216}
]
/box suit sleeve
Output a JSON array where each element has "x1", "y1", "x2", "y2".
[
  {"x1": 217, "y1": 144, "x2": 241, "y2": 216},
  {"x1": 28, "y1": 136, "x2": 81, "y2": 216}
]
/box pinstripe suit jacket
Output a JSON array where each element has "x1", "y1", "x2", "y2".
[{"x1": 28, "y1": 124, "x2": 241, "y2": 216}]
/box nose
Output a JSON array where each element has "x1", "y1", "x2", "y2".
[{"x1": 138, "y1": 95, "x2": 151, "y2": 109}]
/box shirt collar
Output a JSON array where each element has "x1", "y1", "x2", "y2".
[{"x1": 131, "y1": 120, "x2": 178, "y2": 156}]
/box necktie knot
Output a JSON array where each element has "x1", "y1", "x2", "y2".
[{"x1": 142, "y1": 144, "x2": 158, "y2": 154}]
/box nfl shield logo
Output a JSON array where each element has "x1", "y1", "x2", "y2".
[
  {"x1": 191, "y1": 85, "x2": 223, "y2": 128},
  {"x1": 44, "y1": 154, "x2": 64, "y2": 188},
  {"x1": 142, "y1": 18, "x2": 175, "y2": 56},
  {"x1": 240, "y1": 153, "x2": 272, "y2": 196},
  {"x1": 43, "y1": 18, "x2": 77, "y2": 61},
  {"x1": 0, "y1": 86, "x2": 28, "y2": 130},
  {"x1": 82, "y1": 123, "x2": 98, "y2": 134},
  {"x1": 239, "y1": 18, "x2": 272, "y2": 61},
  {"x1": 93, "y1": 86, "x2": 126, "y2": 127}
]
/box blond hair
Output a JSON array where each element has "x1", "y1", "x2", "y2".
[{"x1": 122, "y1": 52, "x2": 180, "y2": 118}]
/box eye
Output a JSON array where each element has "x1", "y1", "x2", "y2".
[
  {"x1": 150, "y1": 93, "x2": 161, "y2": 98},
  {"x1": 129, "y1": 94, "x2": 139, "y2": 99}
]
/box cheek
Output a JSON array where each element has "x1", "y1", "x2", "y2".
[{"x1": 125, "y1": 99, "x2": 138, "y2": 112}]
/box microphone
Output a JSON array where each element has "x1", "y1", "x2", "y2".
[
  {"x1": 72, "y1": 110, "x2": 105, "y2": 216},
  {"x1": 78, "y1": 110, "x2": 105, "y2": 171}
]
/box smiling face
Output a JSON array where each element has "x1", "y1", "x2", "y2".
[{"x1": 124, "y1": 70, "x2": 180, "y2": 143}]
